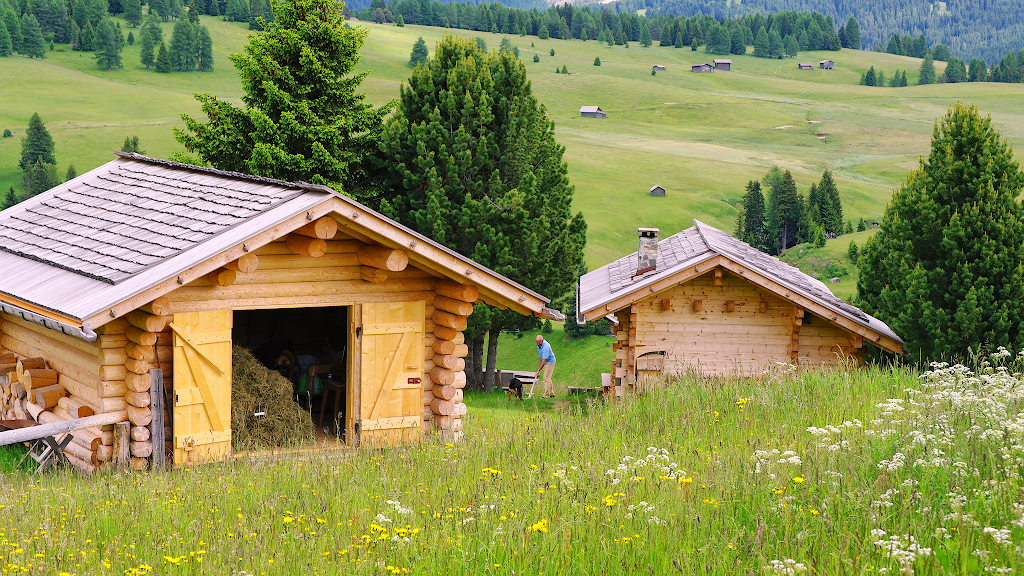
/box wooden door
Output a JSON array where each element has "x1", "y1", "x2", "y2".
[
  {"x1": 359, "y1": 302, "x2": 424, "y2": 447},
  {"x1": 170, "y1": 310, "x2": 233, "y2": 465}
]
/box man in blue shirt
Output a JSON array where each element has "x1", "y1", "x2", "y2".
[{"x1": 535, "y1": 335, "x2": 556, "y2": 398}]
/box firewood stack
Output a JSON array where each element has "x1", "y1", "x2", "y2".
[{"x1": 423, "y1": 280, "x2": 475, "y2": 441}]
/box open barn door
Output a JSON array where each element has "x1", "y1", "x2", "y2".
[
  {"x1": 170, "y1": 310, "x2": 233, "y2": 465},
  {"x1": 359, "y1": 302, "x2": 424, "y2": 447}
]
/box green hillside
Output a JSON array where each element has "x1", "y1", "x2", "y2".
[{"x1": 2, "y1": 19, "x2": 1023, "y2": 276}]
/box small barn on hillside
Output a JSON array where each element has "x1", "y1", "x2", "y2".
[
  {"x1": 691, "y1": 63, "x2": 714, "y2": 73},
  {"x1": 650, "y1": 185, "x2": 666, "y2": 196},
  {"x1": 580, "y1": 106, "x2": 607, "y2": 118},
  {"x1": 0, "y1": 154, "x2": 560, "y2": 470},
  {"x1": 652, "y1": 65, "x2": 667, "y2": 71},
  {"x1": 819, "y1": 60, "x2": 835, "y2": 69},
  {"x1": 713, "y1": 59, "x2": 732, "y2": 71},
  {"x1": 798, "y1": 63, "x2": 814, "y2": 70},
  {"x1": 576, "y1": 221, "x2": 903, "y2": 383}
]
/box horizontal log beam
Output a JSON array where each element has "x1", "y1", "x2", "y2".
[
  {"x1": 223, "y1": 253, "x2": 259, "y2": 274},
  {"x1": 357, "y1": 245, "x2": 408, "y2": 272},
  {"x1": 286, "y1": 234, "x2": 327, "y2": 258},
  {"x1": 292, "y1": 216, "x2": 338, "y2": 240}
]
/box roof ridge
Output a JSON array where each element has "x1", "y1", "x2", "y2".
[{"x1": 113, "y1": 152, "x2": 337, "y2": 195}]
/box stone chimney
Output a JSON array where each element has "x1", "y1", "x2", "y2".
[{"x1": 636, "y1": 228, "x2": 660, "y2": 276}]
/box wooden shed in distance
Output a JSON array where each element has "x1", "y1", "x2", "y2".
[
  {"x1": 652, "y1": 65, "x2": 667, "y2": 71},
  {"x1": 576, "y1": 222, "x2": 903, "y2": 385},
  {"x1": 798, "y1": 62, "x2": 814, "y2": 70},
  {"x1": 0, "y1": 154, "x2": 561, "y2": 471},
  {"x1": 580, "y1": 106, "x2": 607, "y2": 118},
  {"x1": 650, "y1": 185, "x2": 666, "y2": 197},
  {"x1": 713, "y1": 59, "x2": 732, "y2": 71},
  {"x1": 820, "y1": 60, "x2": 835, "y2": 69},
  {"x1": 691, "y1": 63, "x2": 714, "y2": 73}
]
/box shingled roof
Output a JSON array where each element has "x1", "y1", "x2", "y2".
[
  {"x1": 0, "y1": 154, "x2": 557, "y2": 340},
  {"x1": 578, "y1": 220, "x2": 902, "y2": 348}
]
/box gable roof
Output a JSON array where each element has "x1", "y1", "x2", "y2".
[
  {"x1": 579, "y1": 106, "x2": 604, "y2": 113},
  {"x1": 0, "y1": 154, "x2": 558, "y2": 340},
  {"x1": 577, "y1": 220, "x2": 903, "y2": 352}
]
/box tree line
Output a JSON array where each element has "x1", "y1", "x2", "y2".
[{"x1": 734, "y1": 167, "x2": 848, "y2": 255}]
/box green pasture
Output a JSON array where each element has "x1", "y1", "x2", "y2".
[{"x1": 2, "y1": 18, "x2": 1023, "y2": 281}]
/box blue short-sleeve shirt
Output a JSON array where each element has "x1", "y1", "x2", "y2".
[{"x1": 537, "y1": 340, "x2": 556, "y2": 364}]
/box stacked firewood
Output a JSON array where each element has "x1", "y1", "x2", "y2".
[
  {"x1": 422, "y1": 280, "x2": 475, "y2": 440},
  {"x1": 118, "y1": 300, "x2": 175, "y2": 469}
]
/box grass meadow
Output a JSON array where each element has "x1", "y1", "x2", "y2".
[
  {"x1": 4, "y1": 359, "x2": 1024, "y2": 573},
  {"x1": 2, "y1": 18, "x2": 1024, "y2": 271}
]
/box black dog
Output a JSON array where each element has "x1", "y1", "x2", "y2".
[{"x1": 507, "y1": 377, "x2": 524, "y2": 400}]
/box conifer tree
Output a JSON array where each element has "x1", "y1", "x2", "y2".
[
  {"x1": 168, "y1": 18, "x2": 194, "y2": 70},
  {"x1": 19, "y1": 112, "x2": 55, "y2": 170},
  {"x1": 730, "y1": 26, "x2": 745, "y2": 54},
  {"x1": 94, "y1": 18, "x2": 122, "y2": 69},
  {"x1": 80, "y1": 19, "x2": 94, "y2": 50},
  {"x1": 767, "y1": 170, "x2": 803, "y2": 252},
  {"x1": 65, "y1": 164, "x2": 76, "y2": 180},
  {"x1": 639, "y1": 20, "x2": 650, "y2": 47},
  {"x1": 175, "y1": 0, "x2": 391, "y2": 197},
  {"x1": 783, "y1": 34, "x2": 798, "y2": 57},
  {"x1": 187, "y1": 0, "x2": 199, "y2": 23},
  {"x1": 968, "y1": 58, "x2": 988, "y2": 82},
  {"x1": 2, "y1": 186, "x2": 16, "y2": 210},
  {"x1": 155, "y1": 39, "x2": 170, "y2": 71},
  {"x1": 139, "y1": 24, "x2": 154, "y2": 67},
  {"x1": 918, "y1": 53, "x2": 936, "y2": 85},
  {"x1": 768, "y1": 29, "x2": 783, "y2": 59},
  {"x1": 150, "y1": 0, "x2": 169, "y2": 20},
  {"x1": 127, "y1": 30, "x2": 134, "y2": 44},
  {"x1": 69, "y1": 20, "x2": 80, "y2": 49},
  {"x1": 408, "y1": 36, "x2": 427, "y2": 67},
  {"x1": 817, "y1": 170, "x2": 842, "y2": 235},
  {"x1": 944, "y1": 57, "x2": 966, "y2": 83},
  {"x1": 844, "y1": 16, "x2": 860, "y2": 49},
  {"x1": 196, "y1": 24, "x2": 212, "y2": 71},
  {"x1": 123, "y1": 0, "x2": 141, "y2": 26},
  {"x1": 0, "y1": 20, "x2": 11, "y2": 57},
  {"x1": 120, "y1": 135, "x2": 142, "y2": 152},
  {"x1": 20, "y1": 13, "x2": 45, "y2": 58},
  {"x1": 862, "y1": 65, "x2": 876, "y2": 86},
  {"x1": 739, "y1": 180, "x2": 768, "y2": 251},
  {"x1": 25, "y1": 158, "x2": 60, "y2": 197},
  {"x1": 858, "y1": 103, "x2": 1024, "y2": 360},
  {"x1": 673, "y1": 27, "x2": 683, "y2": 48},
  {"x1": 752, "y1": 26, "x2": 768, "y2": 58},
  {"x1": 2, "y1": 8, "x2": 19, "y2": 54},
  {"x1": 377, "y1": 35, "x2": 586, "y2": 391},
  {"x1": 593, "y1": 56, "x2": 599, "y2": 66},
  {"x1": 537, "y1": 24, "x2": 548, "y2": 39}
]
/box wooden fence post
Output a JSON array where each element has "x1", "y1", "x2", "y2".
[
  {"x1": 149, "y1": 368, "x2": 166, "y2": 471},
  {"x1": 113, "y1": 422, "x2": 130, "y2": 469}
]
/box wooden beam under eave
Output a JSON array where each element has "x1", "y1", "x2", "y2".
[
  {"x1": 357, "y1": 245, "x2": 409, "y2": 272},
  {"x1": 224, "y1": 253, "x2": 259, "y2": 274},
  {"x1": 286, "y1": 234, "x2": 327, "y2": 258},
  {"x1": 208, "y1": 268, "x2": 237, "y2": 287},
  {"x1": 292, "y1": 215, "x2": 338, "y2": 240}
]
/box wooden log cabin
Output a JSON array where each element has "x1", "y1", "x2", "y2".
[
  {"x1": 0, "y1": 153, "x2": 561, "y2": 470},
  {"x1": 576, "y1": 222, "x2": 903, "y2": 384}
]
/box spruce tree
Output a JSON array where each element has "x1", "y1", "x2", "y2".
[
  {"x1": 196, "y1": 24, "x2": 212, "y2": 71},
  {"x1": 168, "y1": 18, "x2": 195, "y2": 70},
  {"x1": 768, "y1": 29, "x2": 783, "y2": 59},
  {"x1": 968, "y1": 58, "x2": 988, "y2": 82},
  {"x1": 377, "y1": 35, "x2": 586, "y2": 391},
  {"x1": 783, "y1": 34, "x2": 798, "y2": 57},
  {"x1": 175, "y1": 0, "x2": 391, "y2": 197},
  {"x1": 0, "y1": 19, "x2": 11, "y2": 57},
  {"x1": 844, "y1": 16, "x2": 860, "y2": 49},
  {"x1": 673, "y1": 27, "x2": 683, "y2": 48},
  {"x1": 3, "y1": 8, "x2": 20, "y2": 54},
  {"x1": 944, "y1": 57, "x2": 966, "y2": 83},
  {"x1": 730, "y1": 26, "x2": 745, "y2": 55},
  {"x1": 94, "y1": 18, "x2": 122, "y2": 69},
  {"x1": 593, "y1": 56, "x2": 599, "y2": 66},
  {"x1": 127, "y1": 30, "x2": 134, "y2": 44},
  {"x1": 767, "y1": 170, "x2": 803, "y2": 252},
  {"x1": 19, "y1": 112, "x2": 55, "y2": 170},
  {"x1": 65, "y1": 164, "x2": 76, "y2": 180},
  {"x1": 918, "y1": 53, "x2": 936, "y2": 85},
  {"x1": 817, "y1": 170, "x2": 842, "y2": 235},
  {"x1": 2, "y1": 186, "x2": 16, "y2": 210},
  {"x1": 25, "y1": 158, "x2": 60, "y2": 196},
  {"x1": 639, "y1": 21, "x2": 651, "y2": 47},
  {"x1": 80, "y1": 19, "x2": 94, "y2": 50},
  {"x1": 20, "y1": 13, "x2": 45, "y2": 58},
  {"x1": 187, "y1": 0, "x2": 199, "y2": 23},
  {"x1": 752, "y1": 26, "x2": 768, "y2": 58},
  {"x1": 155, "y1": 39, "x2": 170, "y2": 71},
  {"x1": 123, "y1": 0, "x2": 141, "y2": 26},
  {"x1": 408, "y1": 36, "x2": 427, "y2": 67},
  {"x1": 139, "y1": 22, "x2": 154, "y2": 67},
  {"x1": 120, "y1": 135, "x2": 141, "y2": 152},
  {"x1": 858, "y1": 103, "x2": 1024, "y2": 360},
  {"x1": 740, "y1": 180, "x2": 768, "y2": 252},
  {"x1": 863, "y1": 66, "x2": 876, "y2": 86},
  {"x1": 150, "y1": 0, "x2": 169, "y2": 20}
]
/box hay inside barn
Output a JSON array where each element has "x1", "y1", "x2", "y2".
[{"x1": 231, "y1": 346, "x2": 315, "y2": 449}]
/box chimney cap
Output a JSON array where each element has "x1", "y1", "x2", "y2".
[{"x1": 638, "y1": 227, "x2": 660, "y2": 237}]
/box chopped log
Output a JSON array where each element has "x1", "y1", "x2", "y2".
[
  {"x1": 58, "y1": 396, "x2": 95, "y2": 418},
  {"x1": 125, "y1": 326, "x2": 158, "y2": 346},
  {"x1": 224, "y1": 253, "x2": 260, "y2": 274},
  {"x1": 423, "y1": 406, "x2": 433, "y2": 420},
  {"x1": 113, "y1": 422, "x2": 130, "y2": 469},
  {"x1": 130, "y1": 441, "x2": 153, "y2": 458},
  {"x1": 432, "y1": 296, "x2": 474, "y2": 316},
  {"x1": 286, "y1": 234, "x2": 327, "y2": 257},
  {"x1": 433, "y1": 415, "x2": 462, "y2": 431},
  {"x1": 452, "y1": 389, "x2": 464, "y2": 403},
  {"x1": 139, "y1": 297, "x2": 172, "y2": 316},
  {"x1": 433, "y1": 325, "x2": 459, "y2": 341},
  {"x1": 453, "y1": 344, "x2": 469, "y2": 358},
  {"x1": 16, "y1": 357, "x2": 46, "y2": 381},
  {"x1": 127, "y1": 405, "x2": 152, "y2": 427},
  {"x1": 100, "y1": 430, "x2": 114, "y2": 445},
  {"x1": 125, "y1": 343, "x2": 155, "y2": 362},
  {"x1": 433, "y1": 354, "x2": 459, "y2": 370},
  {"x1": 12, "y1": 399, "x2": 28, "y2": 420},
  {"x1": 360, "y1": 266, "x2": 388, "y2": 283},
  {"x1": 453, "y1": 358, "x2": 466, "y2": 372},
  {"x1": 0, "y1": 352, "x2": 15, "y2": 365},
  {"x1": 429, "y1": 366, "x2": 455, "y2": 386},
  {"x1": 124, "y1": 358, "x2": 151, "y2": 375},
  {"x1": 69, "y1": 431, "x2": 100, "y2": 452},
  {"x1": 0, "y1": 410, "x2": 129, "y2": 446},
  {"x1": 23, "y1": 368, "x2": 58, "y2": 390},
  {"x1": 431, "y1": 339, "x2": 456, "y2": 355},
  {"x1": 208, "y1": 268, "x2": 237, "y2": 287},
  {"x1": 125, "y1": 310, "x2": 170, "y2": 333},
  {"x1": 125, "y1": 391, "x2": 151, "y2": 408},
  {"x1": 64, "y1": 451, "x2": 97, "y2": 474},
  {"x1": 434, "y1": 280, "x2": 479, "y2": 303},
  {"x1": 430, "y1": 397, "x2": 455, "y2": 416},
  {"x1": 422, "y1": 389, "x2": 434, "y2": 405},
  {"x1": 432, "y1": 310, "x2": 468, "y2": 331},
  {"x1": 125, "y1": 372, "x2": 151, "y2": 393},
  {"x1": 96, "y1": 444, "x2": 113, "y2": 462},
  {"x1": 452, "y1": 402, "x2": 468, "y2": 417},
  {"x1": 131, "y1": 457, "x2": 148, "y2": 471},
  {"x1": 95, "y1": 318, "x2": 129, "y2": 335},
  {"x1": 100, "y1": 365, "x2": 127, "y2": 381},
  {"x1": 131, "y1": 426, "x2": 151, "y2": 441},
  {"x1": 432, "y1": 384, "x2": 457, "y2": 401},
  {"x1": 99, "y1": 348, "x2": 128, "y2": 366},
  {"x1": 424, "y1": 319, "x2": 436, "y2": 333},
  {"x1": 293, "y1": 216, "x2": 338, "y2": 240},
  {"x1": 452, "y1": 371, "x2": 467, "y2": 390},
  {"x1": 357, "y1": 245, "x2": 408, "y2": 272},
  {"x1": 25, "y1": 400, "x2": 44, "y2": 420},
  {"x1": 33, "y1": 384, "x2": 66, "y2": 409},
  {"x1": 453, "y1": 332, "x2": 465, "y2": 345},
  {"x1": 98, "y1": 334, "x2": 128, "y2": 349},
  {"x1": 59, "y1": 375, "x2": 126, "y2": 400}
]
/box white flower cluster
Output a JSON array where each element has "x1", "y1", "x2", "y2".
[
  {"x1": 983, "y1": 527, "x2": 1013, "y2": 546},
  {"x1": 753, "y1": 449, "x2": 802, "y2": 479},
  {"x1": 871, "y1": 531, "x2": 932, "y2": 567},
  {"x1": 385, "y1": 500, "x2": 413, "y2": 515},
  {"x1": 764, "y1": 558, "x2": 807, "y2": 574},
  {"x1": 604, "y1": 446, "x2": 684, "y2": 485}
]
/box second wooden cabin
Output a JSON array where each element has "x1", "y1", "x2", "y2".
[
  {"x1": 576, "y1": 222, "x2": 903, "y2": 385},
  {"x1": 0, "y1": 154, "x2": 561, "y2": 470}
]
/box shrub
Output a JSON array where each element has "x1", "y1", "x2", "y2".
[
  {"x1": 549, "y1": 48, "x2": 555, "y2": 57},
  {"x1": 2, "y1": 129, "x2": 12, "y2": 138},
  {"x1": 533, "y1": 54, "x2": 539, "y2": 62},
  {"x1": 848, "y1": 240, "x2": 859, "y2": 262},
  {"x1": 593, "y1": 56, "x2": 600, "y2": 66}
]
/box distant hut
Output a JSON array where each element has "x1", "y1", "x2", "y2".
[
  {"x1": 690, "y1": 63, "x2": 714, "y2": 73},
  {"x1": 713, "y1": 59, "x2": 732, "y2": 71},
  {"x1": 650, "y1": 185, "x2": 666, "y2": 197},
  {"x1": 580, "y1": 106, "x2": 607, "y2": 119},
  {"x1": 798, "y1": 63, "x2": 814, "y2": 70},
  {"x1": 652, "y1": 65, "x2": 667, "y2": 71},
  {"x1": 819, "y1": 60, "x2": 835, "y2": 69}
]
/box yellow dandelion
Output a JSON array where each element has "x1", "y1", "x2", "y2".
[
  {"x1": 529, "y1": 519, "x2": 548, "y2": 533},
  {"x1": 793, "y1": 477, "x2": 805, "y2": 484}
]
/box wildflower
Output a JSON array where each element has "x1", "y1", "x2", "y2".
[
  {"x1": 282, "y1": 517, "x2": 294, "y2": 524},
  {"x1": 792, "y1": 477, "x2": 804, "y2": 484},
  {"x1": 603, "y1": 495, "x2": 618, "y2": 507},
  {"x1": 681, "y1": 477, "x2": 693, "y2": 484},
  {"x1": 529, "y1": 519, "x2": 548, "y2": 533}
]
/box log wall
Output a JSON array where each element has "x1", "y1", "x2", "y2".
[{"x1": 421, "y1": 280, "x2": 475, "y2": 441}]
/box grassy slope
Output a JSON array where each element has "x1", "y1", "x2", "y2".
[{"x1": 2, "y1": 20, "x2": 1023, "y2": 285}]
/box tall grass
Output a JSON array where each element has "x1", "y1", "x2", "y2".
[{"x1": 1, "y1": 362, "x2": 1022, "y2": 574}]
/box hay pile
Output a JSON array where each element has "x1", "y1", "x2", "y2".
[{"x1": 232, "y1": 346, "x2": 315, "y2": 449}]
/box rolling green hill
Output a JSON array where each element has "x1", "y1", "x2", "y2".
[{"x1": 2, "y1": 19, "x2": 1023, "y2": 277}]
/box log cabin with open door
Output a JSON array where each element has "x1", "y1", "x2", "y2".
[
  {"x1": 576, "y1": 221, "x2": 903, "y2": 389},
  {"x1": 0, "y1": 153, "x2": 562, "y2": 471}
]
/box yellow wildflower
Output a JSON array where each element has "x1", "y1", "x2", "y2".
[{"x1": 529, "y1": 519, "x2": 548, "y2": 533}]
